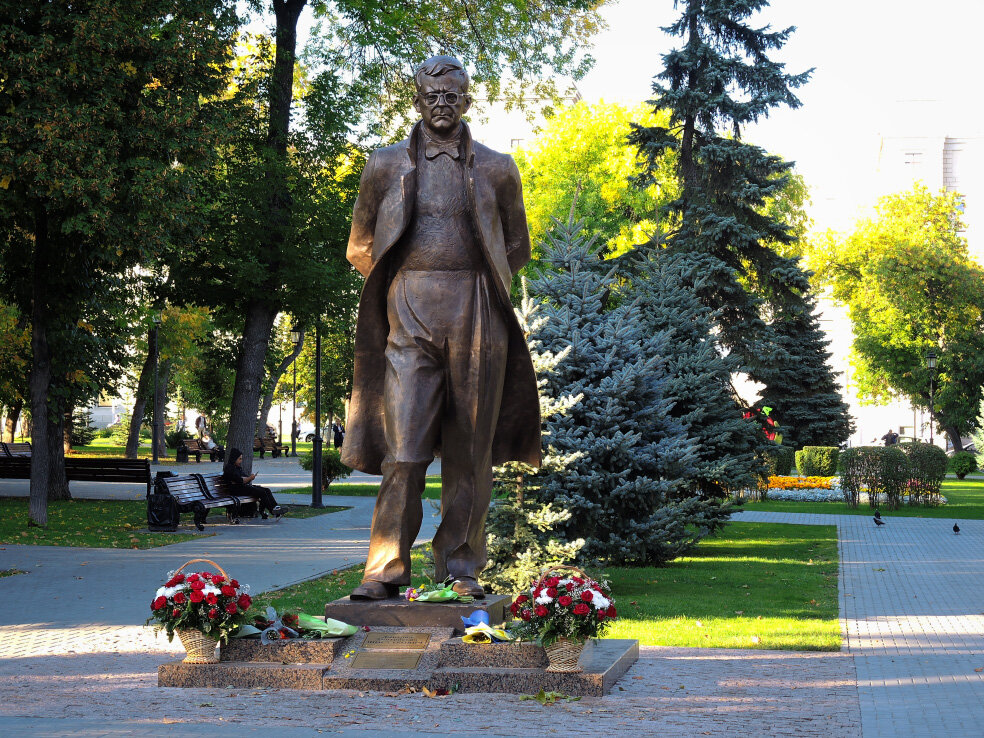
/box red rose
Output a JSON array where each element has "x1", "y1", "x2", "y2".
[
  {"x1": 230, "y1": 579, "x2": 239, "y2": 588},
  {"x1": 558, "y1": 595, "x2": 573, "y2": 607},
  {"x1": 187, "y1": 574, "x2": 199, "y2": 582},
  {"x1": 189, "y1": 591, "x2": 204, "y2": 604},
  {"x1": 190, "y1": 579, "x2": 205, "y2": 591},
  {"x1": 151, "y1": 596, "x2": 167, "y2": 611},
  {"x1": 571, "y1": 576, "x2": 584, "y2": 585},
  {"x1": 225, "y1": 603, "x2": 238, "y2": 615},
  {"x1": 237, "y1": 594, "x2": 252, "y2": 610},
  {"x1": 573, "y1": 603, "x2": 590, "y2": 615},
  {"x1": 581, "y1": 590, "x2": 593, "y2": 602},
  {"x1": 606, "y1": 605, "x2": 617, "y2": 618},
  {"x1": 515, "y1": 594, "x2": 529, "y2": 605},
  {"x1": 208, "y1": 608, "x2": 219, "y2": 619},
  {"x1": 173, "y1": 592, "x2": 186, "y2": 605},
  {"x1": 165, "y1": 574, "x2": 185, "y2": 587},
  {"x1": 546, "y1": 587, "x2": 558, "y2": 598},
  {"x1": 279, "y1": 628, "x2": 291, "y2": 638},
  {"x1": 283, "y1": 613, "x2": 297, "y2": 626},
  {"x1": 544, "y1": 576, "x2": 560, "y2": 588},
  {"x1": 172, "y1": 608, "x2": 181, "y2": 617},
  {"x1": 534, "y1": 605, "x2": 548, "y2": 617},
  {"x1": 520, "y1": 609, "x2": 532, "y2": 621},
  {"x1": 211, "y1": 575, "x2": 224, "y2": 584},
  {"x1": 200, "y1": 572, "x2": 212, "y2": 580},
  {"x1": 221, "y1": 585, "x2": 236, "y2": 597},
  {"x1": 509, "y1": 602, "x2": 519, "y2": 616},
  {"x1": 206, "y1": 593, "x2": 218, "y2": 605},
  {"x1": 597, "y1": 610, "x2": 606, "y2": 620}
]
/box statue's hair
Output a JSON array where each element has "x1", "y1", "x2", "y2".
[{"x1": 413, "y1": 55, "x2": 469, "y2": 92}]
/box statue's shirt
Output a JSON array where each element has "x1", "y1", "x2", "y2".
[{"x1": 392, "y1": 135, "x2": 482, "y2": 272}]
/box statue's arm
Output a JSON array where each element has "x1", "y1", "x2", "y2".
[
  {"x1": 500, "y1": 156, "x2": 532, "y2": 275},
  {"x1": 346, "y1": 152, "x2": 380, "y2": 278}
]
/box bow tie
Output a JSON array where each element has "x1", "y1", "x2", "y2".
[{"x1": 424, "y1": 138, "x2": 461, "y2": 160}]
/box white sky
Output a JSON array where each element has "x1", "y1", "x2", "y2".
[{"x1": 578, "y1": 0, "x2": 984, "y2": 231}]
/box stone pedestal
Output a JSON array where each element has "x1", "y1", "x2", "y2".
[
  {"x1": 323, "y1": 593, "x2": 511, "y2": 634},
  {"x1": 159, "y1": 625, "x2": 639, "y2": 696}
]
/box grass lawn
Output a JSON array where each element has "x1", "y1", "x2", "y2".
[
  {"x1": 256, "y1": 522, "x2": 840, "y2": 652},
  {"x1": 294, "y1": 477, "x2": 443, "y2": 499},
  {"x1": 0, "y1": 498, "x2": 344, "y2": 548},
  {"x1": 745, "y1": 476, "x2": 984, "y2": 519}
]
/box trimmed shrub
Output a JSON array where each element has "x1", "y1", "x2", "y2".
[
  {"x1": 796, "y1": 446, "x2": 839, "y2": 477},
  {"x1": 761, "y1": 445, "x2": 794, "y2": 476},
  {"x1": 950, "y1": 450, "x2": 977, "y2": 480},
  {"x1": 299, "y1": 449, "x2": 352, "y2": 488},
  {"x1": 898, "y1": 442, "x2": 948, "y2": 504},
  {"x1": 841, "y1": 446, "x2": 910, "y2": 509},
  {"x1": 165, "y1": 426, "x2": 192, "y2": 449}
]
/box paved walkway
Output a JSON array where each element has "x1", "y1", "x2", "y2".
[
  {"x1": 0, "y1": 485, "x2": 981, "y2": 735},
  {"x1": 734, "y1": 510, "x2": 984, "y2": 738}
]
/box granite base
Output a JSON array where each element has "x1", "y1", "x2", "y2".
[{"x1": 159, "y1": 625, "x2": 638, "y2": 696}]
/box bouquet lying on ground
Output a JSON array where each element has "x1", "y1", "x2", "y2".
[
  {"x1": 147, "y1": 568, "x2": 253, "y2": 644},
  {"x1": 509, "y1": 569, "x2": 617, "y2": 647},
  {"x1": 235, "y1": 606, "x2": 357, "y2": 643},
  {"x1": 403, "y1": 577, "x2": 475, "y2": 604}
]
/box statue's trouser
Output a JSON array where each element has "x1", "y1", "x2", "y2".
[{"x1": 362, "y1": 269, "x2": 508, "y2": 586}]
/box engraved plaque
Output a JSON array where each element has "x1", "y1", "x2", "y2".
[
  {"x1": 350, "y1": 651, "x2": 422, "y2": 670},
  {"x1": 361, "y1": 632, "x2": 431, "y2": 650}
]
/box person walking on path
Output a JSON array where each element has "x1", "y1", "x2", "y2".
[{"x1": 222, "y1": 448, "x2": 284, "y2": 519}]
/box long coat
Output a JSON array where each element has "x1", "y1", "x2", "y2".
[{"x1": 340, "y1": 121, "x2": 542, "y2": 475}]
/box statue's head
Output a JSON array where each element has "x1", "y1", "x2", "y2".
[{"x1": 413, "y1": 55, "x2": 471, "y2": 138}]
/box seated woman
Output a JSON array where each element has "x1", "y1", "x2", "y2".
[{"x1": 222, "y1": 448, "x2": 284, "y2": 519}]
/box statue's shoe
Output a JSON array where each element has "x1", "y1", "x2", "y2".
[
  {"x1": 452, "y1": 577, "x2": 486, "y2": 599},
  {"x1": 350, "y1": 580, "x2": 398, "y2": 600}
]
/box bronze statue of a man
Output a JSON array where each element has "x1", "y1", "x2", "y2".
[{"x1": 341, "y1": 56, "x2": 541, "y2": 600}]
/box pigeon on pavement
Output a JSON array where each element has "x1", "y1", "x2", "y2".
[
  {"x1": 953, "y1": 523, "x2": 961, "y2": 535},
  {"x1": 874, "y1": 510, "x2": 882, "y2": 520},
  {"x1": 874, "y1": 517, "x2": 885, "y2": 527}
]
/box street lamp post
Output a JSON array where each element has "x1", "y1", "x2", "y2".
[
  {"x1": 926, "y1": 350, "x2": 938, "y2": 446},
  {"x1": 312, "y1": 321, "x2": 324, "y2": 509},
  {"x1": 152, "y1": 312, "x2": 162, "y2": 465},
  {"x1": 290, "y1": 326, "x2": 301, "y2": 457}
]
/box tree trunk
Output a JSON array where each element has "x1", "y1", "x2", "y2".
[
  {"x1": 63, "y1": 408, "x2": 72, "y2": 453},
  {"x1": 944, "y1": 425, "x2": 963, "y2": 453},
  {"x1": 226, "y1": 0, "x2": 306, "y2": 473},
  {"x1": 48, "y1": 410, "x2": 71, "y2": 501},
  {"x1": 256, "y1": 331, "x2": 304, "y2": 439},
  {"x1": 125, "y1": 332, "x2": 156, "y2": 459},
  {"x1": 3, "y1": 399, "x2": 22, "y2": 443},
  {"x1": 155, "y1": 358, "x2": 172, "y2": 458},
  {"x1": 227, "y1": 302, "x2": 278, "y2": 472}
]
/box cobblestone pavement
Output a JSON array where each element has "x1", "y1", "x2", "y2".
[{"x1": 735, "y1": 510, "x2": 984, "y2": 738}]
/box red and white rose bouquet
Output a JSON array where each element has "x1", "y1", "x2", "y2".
[
  {"x1": 147, "y1": 567, "x2": 253, "y2": 644},
  {"x1": 509, "y1": 570, "x2": 617, "y2": 646}
]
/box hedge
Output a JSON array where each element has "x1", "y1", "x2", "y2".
[
  {"x1": 898, "y1": 442, "x2": 947, "y2": 504},
  {"x1": 841, "y1": 446, "x2": 909, "y2": 509},
  {"x1": 950, "y1": 451, "x2": 977, "y2": 479},
  {"x1": 761, "y1": 445, "x2": 795, "y2": 477},
  {"x1": 795, "y1": 446, "x2": 839, "y2": 477}
]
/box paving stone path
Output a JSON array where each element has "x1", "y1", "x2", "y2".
[{"x1": 0, "y1": 479, "x2": 981, "y2": 735}]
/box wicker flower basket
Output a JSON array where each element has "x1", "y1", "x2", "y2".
[
  {"x1": 173, "y1": 558, "x2": 227, "y2": 664},
  {"x1": 177, "y1": 628, "x2": 219, "y2": 663},
  {"x1": 544, "y1": 636, "x2": 585, "y2": 673}
]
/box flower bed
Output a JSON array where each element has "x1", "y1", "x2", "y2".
[{"x1": 767, "y1": 475, "x2": 835, "y2": 490}]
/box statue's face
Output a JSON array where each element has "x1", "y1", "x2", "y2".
[{"x1": 414, "y1": 74, "x2": 471, "y2": 137}]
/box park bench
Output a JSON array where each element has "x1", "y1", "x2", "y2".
[
  {"x1": 0, "y1": 455, "x2": 150, "y2": 496},
  {"x1": 181, "y1": 439, "x2": 223, "y2": 463},
  {"x1": 153, "y1": 472, "x2": 257, "y2": 531},
  {"x1": 253, "y1": 437, "x2": 284, "y2": 459},
  {"x1": 0, "y1": 442, "x2": 32, "y2": 457}
]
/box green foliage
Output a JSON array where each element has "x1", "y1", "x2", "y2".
[
  {"x1": 898, "y1": 443, "x2": 948, "y2": 505},
  {"x1": 514, "y1": 101, "x2": 677, "y2": 259},
  {"x1": 841, "y1": 447, "x2": 910, "y2": 510},
  {"x1": 165, "y1": 427, "x2": 193, "y2": 450},
  {"x1": 69, "y1": 408, "x2": 96, "y2": 447},
  {"x1": 111, "y1": 414, "x2": 134, "y2": 446},
  {"x1": 812, "y1": 185, "x2": 984, "y2": 447},
  {"x1": 487, "y1": 220, "x2": 728, "y2": 582},
  {"x1": 623, "y1": 247, "x2": 764, "y2": 495},
  {"x1": 949, "y1": 451, "x2": 976, "y2": 480},
  {"x1": 761, "y1": 446, "x2": 794, "y2": 477},
  {"x1": 298, "y1": 448, "x2": 351, "y2": 487},
  {"x1": 796, "y1": 447, "x2": 839, "y2": 477},
  {"x1": 630, "y1": 0, "x2": 814, "y2": 369}
]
